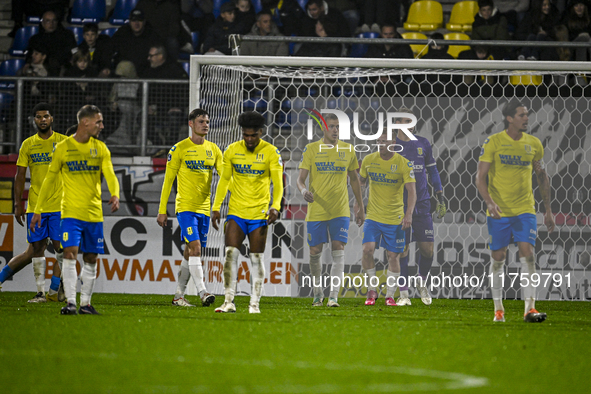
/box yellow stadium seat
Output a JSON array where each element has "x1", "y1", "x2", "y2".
[
  {"x1": 446, "y1": 1, "x2": 479, "y2": 32},
  {"x1": 403, "y1": 1, "x2": 443, "y2": 32},
  {"x1": 509, "y1": 75, "x2": 543, "y2": 86},
  {"x1": 444, "y1": 33, "x2": 471, "y2": 58},
  {"x1": 401, "y1": 32, "x2": 429, "y2": 58}
]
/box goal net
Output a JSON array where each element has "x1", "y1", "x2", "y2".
[{"x1": 190, "y1": 56, "x2": 591, "y2": 301}]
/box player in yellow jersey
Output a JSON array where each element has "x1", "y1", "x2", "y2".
[
  {"x1": 0, "y1": 103, "x2": 66, "y2": 302},
  {"x1": 211, "y1": 111, "x2": 283, "y2": 314},
  {"x1": 475, "y1": 100, "x2": 555, "y2": 323},
  {"x1": 297, "y1": 113, "x2": 365, "y2": 307},
  {"x1": 31, "y1": 105, "x2": 120, "y2": 315},
  {"x1": 157, "y1": 108, "x2": 221, "y2": 308},
  {"x1": 356, "y1": 133, "x2": 416, "y2": 306}
]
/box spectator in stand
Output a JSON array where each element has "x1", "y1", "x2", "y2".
[
  {"x1": 181, "y1": 0, "x2": 215, "y2": 51},
  {"x1": 365, "y1": 24, "x2": 413, "y2": 59},
  {"x1": 72, "y1": 23, "x2": 114, "y2": 78},
  {"x1": 17, "y1": 44, "x2": 59, "y2": 119},
  {"x1": 301, "y1": 0, "x2": 351, "y2": 37},
  {"x1": 422, "y1": 33, "x2": 454, "y2": 60},
  {"x1": 9, "y1": 0, "x2": 69, "y2": 38},
  {"x1": 107, "y1": 61, "x2": 141, "y2": 151},
  {"x1": 111, "y1": 9, "x2": 162, "y2": 75},
  {"x1": 62, "y1": 51, "x2": 101, "y2": 126},
  {"x1": 472, "y1": 0, "x2": 511, "y2": 59},
  {"x1": 27, "y1": 10, "x2": 77, "y2": 75},
  {"x1": 361, "y1": 0, "x2": 401, "y2": 33},
  {"x1": 458, "y1": 45, "x2": 496, "y2": 85},
  {"x1": 239, "y1": 10, "x2": 289, "y2": 56},
  {"x1": 296, "y1": 16, "x2": 343, "y2": 56},
  {"x1": 562, "y1": 0, "x2": 591, "y2": 60},
  {"x1": 495, "y1": 0, "x2": 531, "y2": 32},
  {"x1": 136, "y1": 0, "x2": 183, "y2": 61},
  {"x1": 261, "y1": 0, "x2": 305, "y2": 36},
  {"x1": 327, "y1": 0, "x2": 360, "y2": 36},
  {"x1": 517, "y1": 0, "x2": 561, "y2": 60},
  {"x1": 202, "y1": 2, "x2": 245, "y2": 55},
  {"x1": 139, "y1": 45, "x2": 189, "y2": 152},
  {"x1": 235, "y1": 0, "x2": 257, "y2": 34}
]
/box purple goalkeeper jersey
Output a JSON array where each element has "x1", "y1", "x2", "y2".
[{"x1": 396, "y1": 135, "x2": 437, "y2": 208}]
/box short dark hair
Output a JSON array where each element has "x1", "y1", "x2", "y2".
[
  {"x1": 83, "y1": 23, "x2": 99, "y2": 34},
  {"x1": 150, "y1": 44, "x2": 167, "y2": 60},
  {"x1": 77, "y1": 105, "x2": 102, "y2": 122},
  {"x1": 478, "y1": 0, "x2": 494, "y2": 8},
  {"x1": 307, "y1": 0, "x2": 324, "y2": 8},
  {"x1": 32, "y1": 102, "x2": 53, "y2": 116},
  {"x1": 189, "y1": 108, "x2": 209, "y2": 121},
  {"x1": 257, "y1": 9, "x2": 273, "y2": 20},
  {"x1": 502, "y1": 100, "x2": 526, "y2": 120},
  {"x1": 238, "y1": 111, "x2": 265, "y2": 130}
]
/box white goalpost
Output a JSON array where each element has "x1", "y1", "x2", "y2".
[{"x1": 190, "y1": 55, "x2": 591, "y2": 301}]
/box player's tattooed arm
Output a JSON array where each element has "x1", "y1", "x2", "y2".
[{"x1": 533, "y1": 159, "x2": 555, "y2": 232}]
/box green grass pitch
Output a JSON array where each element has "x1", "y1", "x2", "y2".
[{"x1": 1, "y1": 293, "x2": 589, "y2": 393}]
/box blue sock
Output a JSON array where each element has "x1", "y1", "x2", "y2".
[
  {"x1": 0, "y1": 266, "x2": 14, "y2": 283},
  {"x1": 419, "y1": 253, "x2": 434, "y2": 279},
  {"x1": 399, "y1": 254, "x2": 409, "y2": 291},
  {"x1": 50, "y1": 275, "x2": 61, "y2": 291}
]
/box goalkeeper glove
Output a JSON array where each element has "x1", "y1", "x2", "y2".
[{"x1": 436, "y1": 193, "x2": 446, "y2": 219}]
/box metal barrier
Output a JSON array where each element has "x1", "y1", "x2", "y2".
[{"x1": 0, "y1": 76, "x2": 189, "y2": 156}]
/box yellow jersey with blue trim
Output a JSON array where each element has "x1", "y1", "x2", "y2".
[
  {"x1": 212, "y1": 139, "x2": 283, "y2": 220},
  {"x1": 299, "y1": 139, "x2": 359, "y2": 221},
  {"x1": 479, "y1": 130, "x2": 544, "y2": 217},
  {"x1": 16, "y1": 132, "x2": 67, "y2": 213},
  {"x1": 158, "y1": 138, "x2": 223, "y2": 215},
  {"x1": 34, "y1": 136, "x2": 120, "y2": 222},
  {"x1": 360, "y1": 152, "x2": 415, "y2": 225}
]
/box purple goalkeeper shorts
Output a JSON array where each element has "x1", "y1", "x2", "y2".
[{"x1": 405, "y1": 199, "x2": 434, "y2": 243}]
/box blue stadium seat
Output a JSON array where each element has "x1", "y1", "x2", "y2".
[
  {"x1": 243, "y1": 97, "x2": 268, "y2": 113},
  {"x1": 110, "y1": 0, "x2": 139, "y2": 25},
  {"x1": 101, "y1": 27, "x2": 119, "y2": 37},
  {"x1": 68, "y1": 26, "x2": 85, "y2": 46},
  {"x1": 297, "y1": 0, "x2": 308, "y2": 10},
  {"x1": 26, "y1": 16, "x2": 42, "y2": 24},
  {"x1": 0, "y1": 92, "x2": 14, "y2": 123},
  {"x1": 69, "y1": 0, "x2": 107, "y2": 25},
  {"x1": 252, "y1": 0, "x2": 263, "y2": 13},
  {"x1": 179, "y1": 32, "x2": 200, "y2": 60},
  {"x1": 349, "y1": 32, "x2": 379, "y2": 58},
  {"x1": 0, "y1": 59, "x2": 26, "y2": 89},
  {"x1": 9, "y1": 26, "x2": 39, "y2": 57},
  {"x1": 213, "y1": 0, "x2": 233, "y2": 18},
  {"x1": 180, "y1": 61, "x2": 190, "y2": 76}
]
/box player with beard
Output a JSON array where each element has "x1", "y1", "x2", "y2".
[{"x1": 0, "y1": 103, "x2": 66, "y2": 302}]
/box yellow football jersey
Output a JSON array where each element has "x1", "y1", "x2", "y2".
[
  {"x1": 212, "y1": 139, "x2": 283, "y2": 220},
  {"x1": 299, "y1": 140, "x2": 359, "y2": 221},
  {"x1": 158, "y1": 138, "x2": 223, "y2": 215},
  {"x1": 34, "y1": 136, "x2": 120, "y2": 222},
  {"x1": 479, "y1": 130, "x2": 544, "y2": 217},
  {"x1": 16, "y1": 132, "x2": 67, "y2": 213},
  {"x1": 360, "y1": 152, "x2": 415, "y2": 225}
]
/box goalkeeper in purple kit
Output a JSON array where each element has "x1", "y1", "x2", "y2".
[{"x1": 395, "y1": 107, "x2": 446, "y2": 306}]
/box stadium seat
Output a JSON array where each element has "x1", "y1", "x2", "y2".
[
  {"x1": 9, "y1": 26, "x2": 39, "y2": 57},
  {"x1": 243, "y1": 97, "x2": 268, "y2": 113},
  {"x1": 180, "y1": 61, "x2": 190, "y2": 76},
  {"x1": 401, "y1": 32, "x2": 429, "y2": 58},
  {"x1": 109, "y1": 0, "x2": 139, "y2": 25},
  {"x1": 0, "y1": 59, "x2": 26, "y2": 89},
  {"x1": 446, "y1": 1, "x2": 479, "y2": 33},
  {"x1": 444, "y1": 33, "x2": 471, "y2": 59},
  {"x1": 252, "y1": 0, "x2": 263, "y2": 14},
  {"x1": 213, "y1": 0, "x2": 233, "y2": 18},
  {"x1": 350, "y1": 32, "x2": 379, "y2": 58},
  {"x1": 26, "y1": 15, "x2": 42, "y2": 24},
  {"x1": 69, "y1": 0, "x2": 107, "y2": 25},
  {"x1": 509, "y1": 75, "x2": 543, "y2": 86},
  {"x1": 68, "y1": 26, "x2": 85, "y2": 46},
  {"x1": 179, "y1": 32, "x2": 200, "y2": 60},
  {"x1": 403, "y1": 1, "x2": 443, "y2": 31},
  {"x1": 297, "y1": 0, "x2": 308, "y2": 10},
  {"x1": 101, "y1": 27, "x2": 119, "y2": 37}
]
